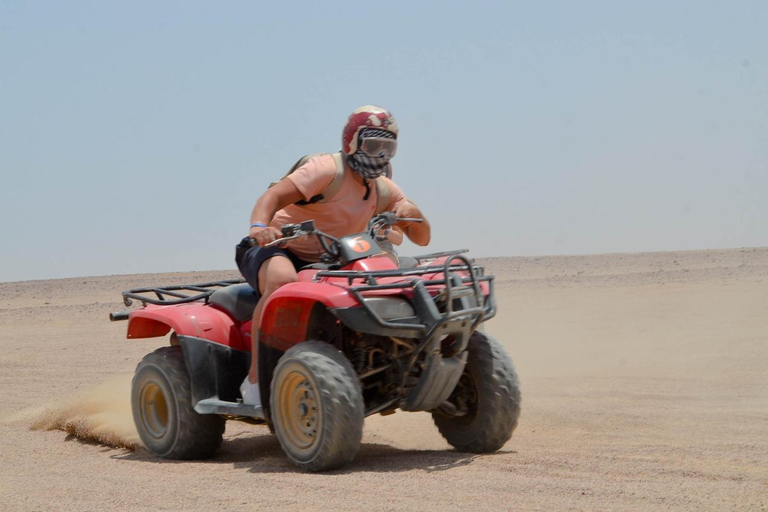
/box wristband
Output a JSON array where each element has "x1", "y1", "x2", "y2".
[{"x1": 250, "y1": 222, "x2": 267, "y2": 229}]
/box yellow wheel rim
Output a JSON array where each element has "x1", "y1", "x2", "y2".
[
  {"x1": 140, "y1": 381, "x2": 169, "y2": 439},
  {"x1": 275, "y1": 366, "x2": 321, "y2": 455}
]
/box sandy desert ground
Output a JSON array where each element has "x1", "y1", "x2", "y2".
[{"x1": 0, "y1": 247, "x2": 766, "y2": 511}]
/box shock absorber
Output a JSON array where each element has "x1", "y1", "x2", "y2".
[{"x1": 353, "y1": 344, "x2": 367, "y2": 373}]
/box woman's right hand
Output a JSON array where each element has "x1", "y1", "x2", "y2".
[{"x1": 249, "y1": 225, "x2": 283, "y2": 247}]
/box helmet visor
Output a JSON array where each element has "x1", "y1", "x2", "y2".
[{"x1": 359, "y1": 137, "x2": 397, "y2": 159}]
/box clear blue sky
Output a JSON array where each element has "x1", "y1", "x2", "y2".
[{"x1": 1, "y1": 1, "x2": 766, "y2": 282}]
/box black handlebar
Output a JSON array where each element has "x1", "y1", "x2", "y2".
[{"x1": 255, "y1": 213, "x2": 423, "y2": 257}]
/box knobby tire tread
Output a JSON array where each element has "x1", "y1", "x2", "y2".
[
  {"x1": 133, "y1": 346, "x2": 225, "y2": 460},
  {"x1": 432, "y1": 332, "x2": 521, "y2": 453},
  {"x1": 271, "y1": 341, "x2": 364, "y2": 472}
]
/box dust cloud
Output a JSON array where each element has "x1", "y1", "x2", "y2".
[{"x1": 30, "y1": 374, "x2": 140, "y2": 449}]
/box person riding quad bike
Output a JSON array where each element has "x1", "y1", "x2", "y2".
[
  {"x1": 238, "y1": 105, "x2": 431, "y2": 407},
  {"x1": 116, "y1": 109, "x2": 519, "y2": 470}
]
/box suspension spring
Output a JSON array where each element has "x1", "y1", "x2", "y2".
[{"x1": 353, "y1": 345, "x2": 367, "y2": 373}]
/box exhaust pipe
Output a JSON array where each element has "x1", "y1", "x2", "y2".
[{"x1": 109, "y1": 311, "x2": 130, "y2": 321}]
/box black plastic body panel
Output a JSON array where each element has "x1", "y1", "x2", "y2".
[
  {"x1": 178, "y1": 335, "x2": 249, "y2": 405},
  {"x1": 401, "y1": 312, "x2": 474, "y2": 411},
  {"x1": 337, "y1": 233, "x2": 383, "y2": 265},
  {"x1": 257, "y1": 339, "x2": 285, "y2": 426},
  {"x1": 332, "y1": 306, "x2": 424, "y2": 338},
  {"x1": 402, "y1": 348, "x2": 468, "y2": 411}
]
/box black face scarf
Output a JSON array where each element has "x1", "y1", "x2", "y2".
[
  {"x1": 348, "y1": 152, "x2": 390, "y2": 179},
  {"x1": 348, "y1": 128, "x2": 396, "y2": 179}
]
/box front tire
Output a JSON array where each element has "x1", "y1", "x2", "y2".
[
  {"x1": 132, "y1": 346, "x2": 225, "y2": 459},
  {"x1": 270, "y1": 341, "x2": 364, "y2": 472},
  {"x1": 432, "y1": 332, "x2": 521, "y2": 453}
]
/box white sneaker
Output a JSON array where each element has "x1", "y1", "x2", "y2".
[{"x1": 240, "y1": 377, "x2": 262, "y2": 407}]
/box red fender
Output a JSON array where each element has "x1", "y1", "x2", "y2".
[
  {"x1": 126, "y1": 303, "x2": 247, "y2": 351},
  {"x1": 259, "y1": 282, "x2": 359, "y2": 351},
  {"x1": 351, "y1": 255, "x2": 398, "y2": 272}
]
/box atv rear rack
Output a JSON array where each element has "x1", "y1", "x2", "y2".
[{"x1": 120, "y1": 279, "x2": 246, "y2": 307}]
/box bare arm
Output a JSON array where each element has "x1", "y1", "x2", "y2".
[
  {"x1": 387, "y1": 226, "x2": 404, "y2": 245},
  {"x1": 395, "y1": 202, "x2": 431, "y2": 246},
  {"x1": 248, "y1": 179, "x2": 305, "y2": 245}
]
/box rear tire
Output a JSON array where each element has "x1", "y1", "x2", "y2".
[
  {"x1": 132, "y1": 346, "x2": 225, "y2": 459},
  {"x1": 432, "y1": 332, "x2": 521, "y2": 453},
  {"x1": 270, "y1": 341, "x2": 364, "y2": 472}
]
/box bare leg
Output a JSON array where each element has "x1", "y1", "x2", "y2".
[{"x1": 247, "y1": 255, "x2": 299, "y2": 384}]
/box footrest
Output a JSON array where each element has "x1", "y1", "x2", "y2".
[{"x1": 194, "y1": 398, "x2": 264, "y2": 419}]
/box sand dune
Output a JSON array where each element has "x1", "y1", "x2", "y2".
[{"x1": 1, "y1": 247, "x2": 766, "y2": 511}]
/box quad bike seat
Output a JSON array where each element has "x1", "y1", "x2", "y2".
[
  {"x1": 209, "y1": 283, "x2": 259, "y2": 323},
  {"x1": 398, "y1": 256, "x2": 419, "y2": 269},
  {"x1": 299, "y1": 262, "x2": 340, "y2": 271}
]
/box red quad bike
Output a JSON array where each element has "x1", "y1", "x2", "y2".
[{"x1": 111, "y1": 213, "x2": 521, "y2": 471}]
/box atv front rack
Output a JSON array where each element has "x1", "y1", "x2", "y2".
[
  {"x1": 316, "y1": 253, "x2": 496, "y2": 336},
  {"x1": 411, "y1": 248, "x2": 470, "y2": 262},
  {"x1": 321, "y1": 253, "x2": 497, "y2": 412}
]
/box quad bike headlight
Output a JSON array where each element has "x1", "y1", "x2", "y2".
[{"x1": 363, "y1": 297, "x2": 415, "y2": 320}]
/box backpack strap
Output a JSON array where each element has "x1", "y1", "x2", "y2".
[
  {"x1": 318, "y1": 152, "x2": 345, "y2": 203},
  {"x1": 269, "y1": 152, "x2": 346, "y2": 206},
  {"x1": 269, "y1": 152, "x2": 395, "y2": 211},
  {"x1": 269, "y1": 154, "x2": 313, "y2": 189},
  {"x1": 373, "y1": 177, "x2": 391, "y2": 215}
]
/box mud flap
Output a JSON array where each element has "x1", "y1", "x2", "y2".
[
  {"x1": 178, "y1": 335, "x2": 250, "y2": 405},
  {"x1": 257, "y1": 339, "x2": 285, "y2": 426}
]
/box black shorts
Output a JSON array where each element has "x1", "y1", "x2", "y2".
[{"x1": 235, "y1": 238, "x2": 312, "y2": 294}]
